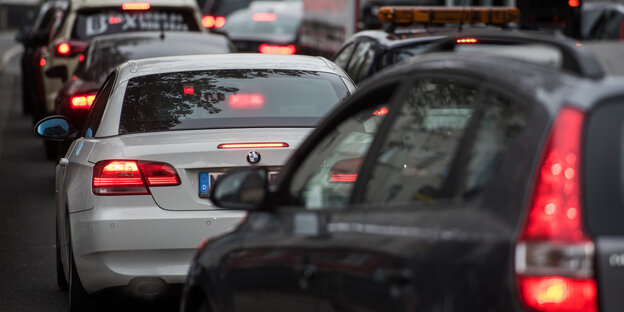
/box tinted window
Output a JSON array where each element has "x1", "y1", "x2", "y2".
[
  {"x1": 362, "y1": 78, "x2": 478, "y2": 204},
  {"x1": 334, "y1": 43, "x2": 355, "y2": 69},
  {"x1": 76, "y1": 35, "x2": 231, "y2": 83},
  {"x1": 346, "y1": 41, "x2": 375, "y2": 84},
  {"x1": 72, "y1": 9, "x2": 199, "y2": 40},
  {"x1": 203, "y1": 0, "x2": 251, "y2": 17},
  {"x1": 119, "y1": 70, "x2": 350, "y2": 134},
  {"x1": 288, "y1": 84, "x2": 397, "y2": 209},
  {"x1": 221, "y1": 10, "x2": 301, "y2": 37},
  {"x1": 83, "y1": 73, "x2": 116, "y2": 137}
]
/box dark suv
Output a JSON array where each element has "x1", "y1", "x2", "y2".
[{"x1": 182, "y1": 34, "x2": 623, "y2": 312}]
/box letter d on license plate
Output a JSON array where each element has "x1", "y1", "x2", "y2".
[{"x1": 198, "y1": 172, "x2": 223, "y2": 197}]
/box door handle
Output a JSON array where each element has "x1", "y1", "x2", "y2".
[{"x1": 59, "y1": 158, "x2": 69, "y2": 167}]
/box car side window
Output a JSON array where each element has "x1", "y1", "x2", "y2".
[
  {"x1": 82, "y1": 73, "x2": 115, "y2": 138},
  {"x1": 461, "y1": 89, "x2": 528, "y2": 197},
  {"x1": 333, "y1": 42, "x2": 355, "y2": 69},
  {"x1": 288, "y1": 83, "x2": 398, "y2": 209},
  {"x1": 345, "y1": 41, "x2": 374, "y2": 84},
  {"x1": 360, "y1": 78, "x2": 478, "y2": 204}
]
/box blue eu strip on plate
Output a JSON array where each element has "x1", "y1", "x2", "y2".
[{"x1": 199, "y1": 172, "x2": 210, "y2": 195}]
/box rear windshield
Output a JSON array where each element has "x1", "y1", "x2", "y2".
[
  {"x1": 221, "y1": 11, "x2": 300, "y2": 37},
  {"x1": 76, "y1": 36, "x2": 230, "y2": 83},
  {"x1": 119, "y1": 69, "x2": 350, "y2": 134},
  {"x1": 72, "y1": 8, "x2": 199, "y2": 40}
]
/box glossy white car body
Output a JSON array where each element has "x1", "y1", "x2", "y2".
[{"x1": 55, "y1": 54, "x2": 356, "y2": 294}]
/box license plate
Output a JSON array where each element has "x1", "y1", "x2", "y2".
[
  {"x1": 198, "y1": 172, "x2": 224, "y2": 197},
  {"x1": 199, "y1": 170, "x2": 280, "y2": 197}
]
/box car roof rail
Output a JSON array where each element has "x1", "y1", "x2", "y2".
[{"x1": 419, "y1": 33, "x2": 605, "y2": 79}]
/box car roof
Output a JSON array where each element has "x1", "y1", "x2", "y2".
[
  {"x1": 344, "y1": 27, "x2": 528, "y2": 49},
  {"x1": 69, "y1": 0, "x2": 198, "y2": 10},
  {"x1": 115, "y1": 54, "x2": 346, "y2": 81},
  {"x1": 363, "y1": 48, "x2": 624, "y2": 113}
]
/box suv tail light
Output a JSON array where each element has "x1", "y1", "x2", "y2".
[
  {"x1": 70, "y1": 93, "x2": 96, "y2": 110},
  {"x1": 515, "y1": 107, "x2": 597, "y2": 312},
  {"x1": 55, "y1": 41, "x2": 88, "y2": 57},
  {"x1": 93, "y1": 160, "x2": 180, "y2": 195}
]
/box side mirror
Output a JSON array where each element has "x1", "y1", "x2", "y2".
[
  {"x1": 34, "y1": 115, "x2": 71, "y2": 140},
  {"x1": 210, "y1": 167, "x2": 268, "y2": 210},
  {"x1": 45, "y1": 65, "x2": 68, "y2": 83}
]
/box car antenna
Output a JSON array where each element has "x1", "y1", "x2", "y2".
[{"x1": 458, "y1": 0, "x2": 468, "y2": 32}]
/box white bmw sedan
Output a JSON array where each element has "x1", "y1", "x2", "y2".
[{"x1": 35, "y1": 54, "x2": 355, "y2": 310}]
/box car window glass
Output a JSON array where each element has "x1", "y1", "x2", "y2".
[
  {"x1": 462, "y1": 89, "x2": 528, "y2": 198},
  {"x1": 334, "y1": 43, "x2": 355, "y2": 69},
  {"x1": 83, "y1": 73, "x2": 115, "y2": 137},
  {"x1": 346, "y1": 41, "x2": 373, "y2": 83},
  {"x1": 361, "y1": 78, "x2": 478, "y2": 204},
  {"x1": 288, "y1": 83, "x2": 398, "y2": 209}
]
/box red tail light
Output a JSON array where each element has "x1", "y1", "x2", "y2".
[
  {"x1": 373, "y1": 107, "x2": 388, "y2": 116},
  {"x1": 70, "y1": 94, "x2": 96, "y2": 110},
  {"x1": 253, "y1": 13, "x2": 277, "y2": 22},
  {"x1": 55, "y1": 41, "x2": 88, "y2": 57},
  {"x1": 39, "y1": 58, "x2": 46, "y2": 67},
  {"x1": 202, "y1": 15, "x2": 226, "y2": 28},
  {"x1": 217, "y1": 142, "x2": 289, "y2": 149},
  {"x1": 569, "y1": 0, "x2": 580, "y2": 7},
  {"x1": 515, "y1": 107, "x2": 597, "y2": 312},
  {"x1": 259, "y1": 44, "x2": 296, "y2": 55},
  {"x1": 457, "y1": 38, "x2": 478, "y2": 44},
  {"x1": 93, "y1": 160, "x2": 180, "y2": 195},
  {"x1": 122, "y1": 2, "x2": 150, "y2": 10},
  {"x1": 329, "y1": 158, "x2": 362, "y2": 183}
]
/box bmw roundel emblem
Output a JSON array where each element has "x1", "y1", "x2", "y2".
[{"x1": 247, "y1": 151, "x2": 261, "y2": 164}]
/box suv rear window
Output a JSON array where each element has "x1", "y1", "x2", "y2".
[
  {"x1": 119, "y1": 69, "x2": 350, "y2": 134},
  {"x1": 72, "y1": 8, "x2": 199, "y2": 40}
]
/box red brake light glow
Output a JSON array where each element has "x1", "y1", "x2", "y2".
[
  {"x1": 79, "y1": 54, "x2": 85, "y2": 62},
  {"x1": 57, "y1": 42, "x2": 71, "y2": 56},
  {"x1": 202, "y1": 15, "x2": 226, "y2": 28},
  {"x1": 217, "y1": 142, "x2": 289, "y2": 149},
  {"x1": 39, "y1": 58, "x2": 46, "y2": 67},
  {"x1": 93, "y1": 160, "x2": 179, "y2": 195},
  {"x1": 569, "y1": 0, "x2": 580, "y2": 7},
  {"x1": 183, "y1": 85, "x2": 194, "y2": 95},
  {"x1": 109, "y1": 16, "x2": 122, "y2": 24},
  {"x1": 259, "y1": 44, "x2": 296, "y2": 55},
  {"x1": 515, "y1": 107, "x2": 597, "y2": 312},
  {"x1": 457, "y1": 38, "x2": 478, "y2": 44},
  {"x1": 329, "y1": 158, "x2": 363, "y2": 183},
  {"x1": 330, "y1": 174, "x2": 358, "y2": 182},
  {"x1": 253, "y1": 13, "x2": 277, "y2": 22},
  {"x1": 122, "y1": 2, "x2": 150, "y2": 10},
  {"x1": 70, "y1": 94, "x2": 96, "y2": 109},
  {"x1": 229, "y1": 94, "x2": 264, "y2": 109},
  {"x1": 373, "y1": 107, "x2": 388, "y2": 116}
]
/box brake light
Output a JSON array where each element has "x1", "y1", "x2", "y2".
[
  {"x1": 259, "y1": 44, "x2": 296, "y2": 55},
  {"x1": 93, "y1": 160, "x2": 179, "y2": 195},
  {"x1": 39, "y1": 58, "x2": 46, "y2": 67},
  {"x1": 55, "y1": 41, "x2": 88, "y2": 57},
  {"x1": 183, "y1": 85, "x2": 194, "y2": 95},
  {"x1": 253, "y1": 13, "x2": 277, "y2": 22},
  {"x1": 122, "y1": 2, "x2": 150, "y2": 10},
  {"x1": 329, "y1": 158, "x2": 363, "y2": 183},
  {"x1": 457, "y1": 38, "x2": 478, "y2": 44},
  {"x1": 79, "y1": 54, "x2": 85, "y2": 62},
  {"x1": 57, "y1": 42, "x2": 70, "y2": 56},
  {"x1": 229, "y1": 94, "x2": 264, "y2": 109},
  {"x1": 373, "y1": 107, "x2": 388, "y2": 116},
  {"x1": 515, "y1": 107, "x2": 597, "y2": 312},
  {"x1": 70, "y1": 94, "x2": 96, "y2": 109},
  {"x1": 109, "y1": 16, "x2": 122, "y2": 24},
  {"x1": 217, "y1": 142, "x2": 289, "y2": 149},
  {"x1": 202, "y1": 15, "x2": 226, "y2": 28},
  {"x1": 569, "y1": 0, "x2": 580, "y2": 7}
]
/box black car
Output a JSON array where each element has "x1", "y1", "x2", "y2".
[
  {"x1": 46, "y1": 31, "x2": 235, "y2": 160},
  {"x1": 219, "y1": 1, "x2": 302, "y2": 54},
  {"x1": 15, "y1": 0, "x2": 67, "y2": 115},
  {"x1": 182, "y1": 34, "x2": 622, "y2": 312},
  {"x1": 332, "y1": 6, "x2": 523, "y2": 85}
]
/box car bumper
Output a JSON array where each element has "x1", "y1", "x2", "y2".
[{"x1": 69, "y1": 196, "x2": 246, "y2": 293}]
